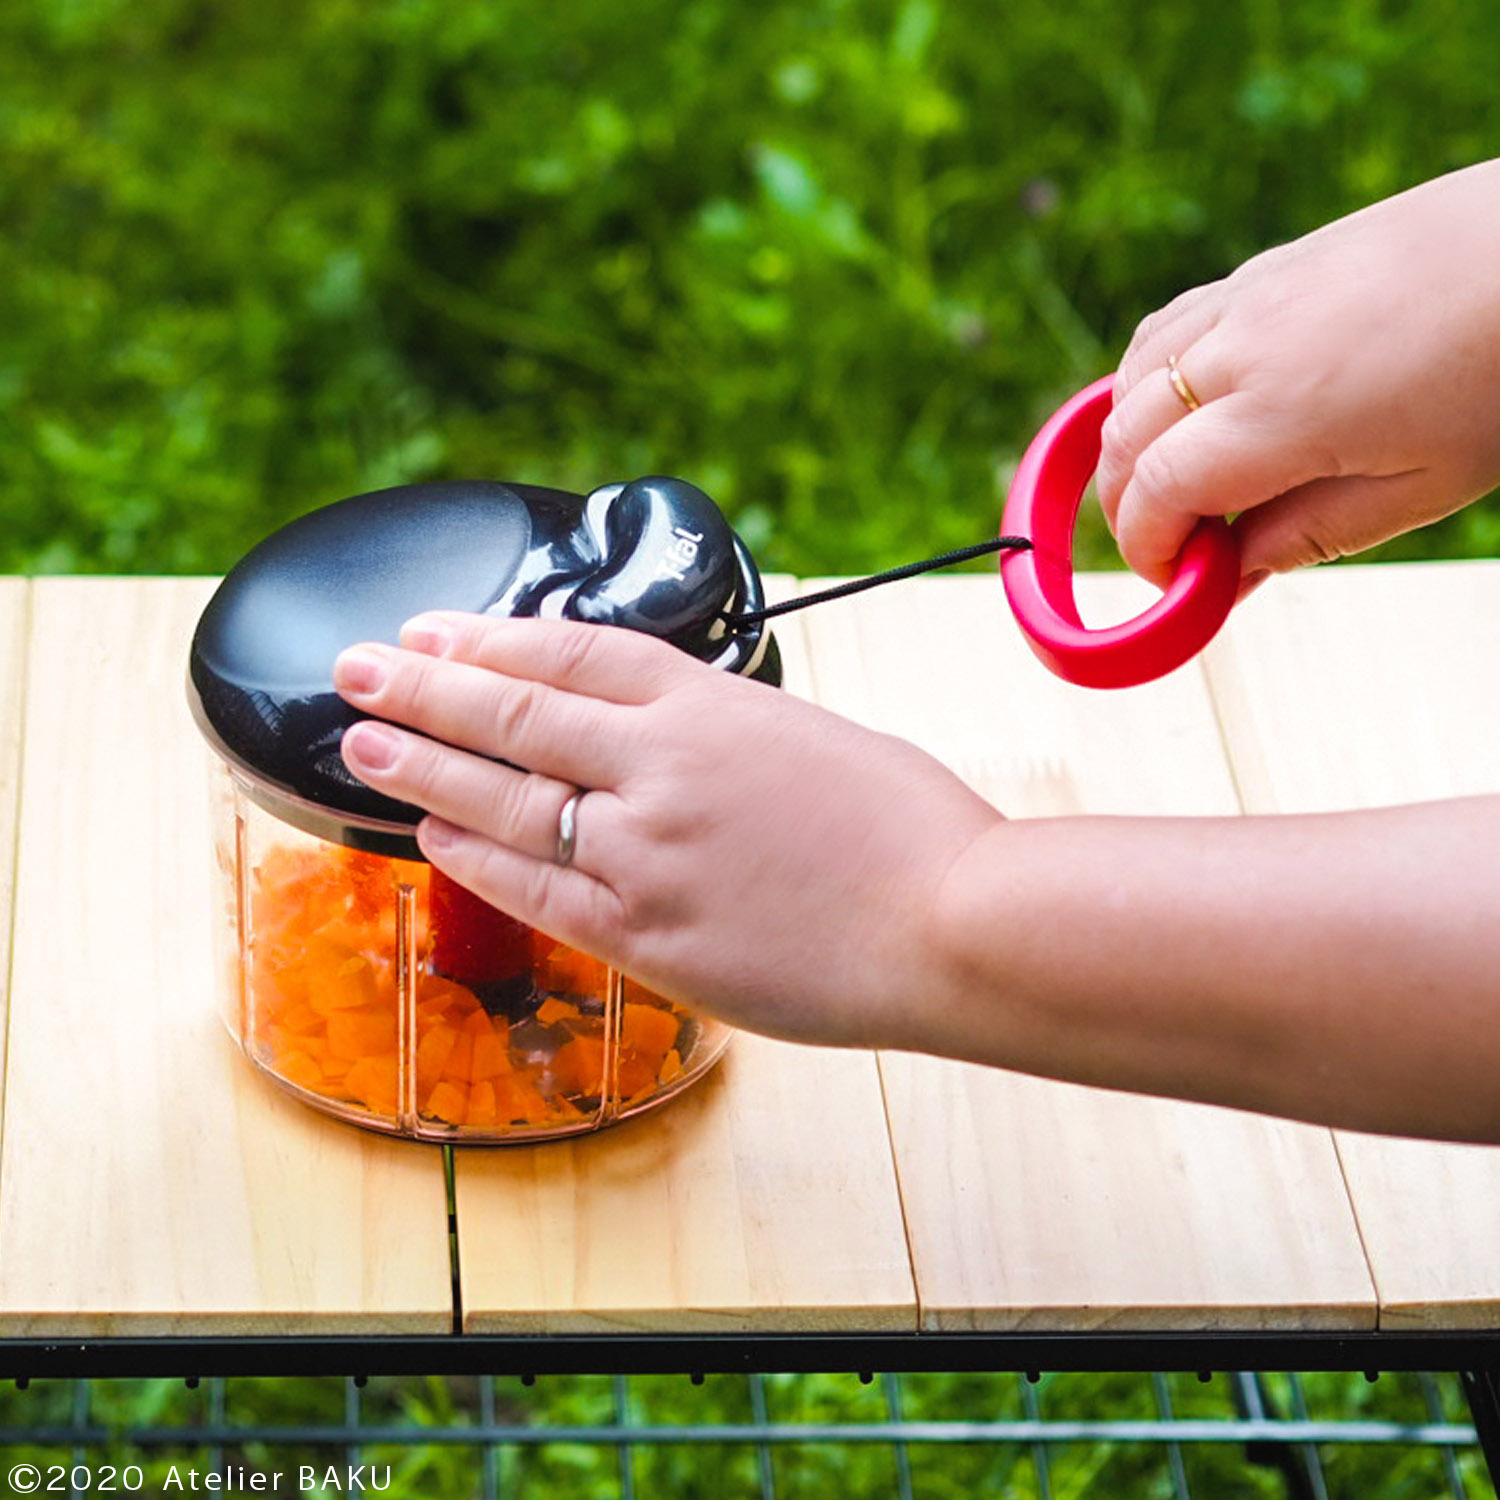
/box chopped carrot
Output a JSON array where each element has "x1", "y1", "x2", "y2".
[
  {"x1": 621, "y1": 1002, "x2": 679, "y2": 1068},
  {"x1": 327, "y1": 1007, "x2": 397, "y2": 1060},
  {"x1": 414, "y1": 1024, "x2": 459, "y2": 1094},
  {"x1": 615, "y1": 1055, "x2": 656, "y2": 1100},
  {"x1": 345, "y1": 1054, "x2": 399, "y2": 1115},
  {"x1": 417, "y1": 975, "x2": 474, "y2": 1015},
  {"x1": 545, "y1": 1093, "x2": 588, "y2": 1122},
  {"x1": 470, "y1": 1028, "x2": 512, "y2": 1083},
  {"x1": 468, "y1": 1080, "x2": 499, "y2": 1129},
  {"x1": 318, "y1": 1055, "x2": 354, "y2": 1088},
  {"x1": 535, "y1": 995, "x2": 580, "y2": 1027},
  {"x1": 552, "y1": 1034, "x2": 606, "y2": 1098},
  {"x1": 494, "y1": 1073, "x2": 551, "y2": 1125},
  {"x1": 443, "y1": 1030, "x2": 475, "y2": 1081},
  {"x1": 275, "y1": 1000, "x2": 325, "y2": 1036},
  {"x1": 535, "y1": 943, "x2": 608, "y2": 997},
  {"x1": 276, "y1": 1049, "x2": 324, "y2": 1092},
  {"x1": 245, "y1": 839, "x2": 680, "y2": 1135},
  {"x1": 424, "y1": 1080, "x2": 468, "y2": 1126}
]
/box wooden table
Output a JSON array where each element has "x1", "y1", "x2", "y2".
[{"x1": 0, "y1": 567, "x2": 1497, "y2": 1423}]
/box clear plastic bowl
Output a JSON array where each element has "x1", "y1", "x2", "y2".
[{"x1": 210, "y1": 766, "x2": 730, "y2": 1142}]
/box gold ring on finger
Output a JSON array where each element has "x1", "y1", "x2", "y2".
[{"x1": 1166, "y1": 354, "x2": 1202, "y2": 413}]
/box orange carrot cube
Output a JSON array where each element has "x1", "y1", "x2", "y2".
[
  {"x1": 414, "y1": 1024, "x2": 459, "y2": 1094},
  {"x1": 495, "y1": 1073, "x2": 549, "y2": 1125},
  {"x1": 470, "y1": 1029, "x2": 512, "y2": 1083},
  {"x1": 443, "y1": 1032, "x2": 475, "y2": 1084},
  {"x1": 276, "y1": 1000, "x2": 325, "y2": 1036},
  {"x1": 552, "y1": 1035, "x2": 606, "y2": 1097},
  {"x1": 535, "y1": 995, "x2": 578, "y2": 1027},
  {"x1": 276, "y1": 1049, "x2": 324, "y2": 1091},
  {"x1": 615, "y1": 1055, "x2": 656, "y2": 1100},
  {"x1": 467, "y1": 1080, "x2": 498, "y2": 1129},
  {"x1": 344, "y1": 1054, "x2": 399, "y2": 1116},
  {"x1": 327, "y1": 1007, "x2": 398, "y2": 1060},
  {"x1": 424, "y1": 1080, "x2": 468, "y2": 1125},
  {"x1": 622, "y1": 1002, "x2": 679, "y2": 1067}
]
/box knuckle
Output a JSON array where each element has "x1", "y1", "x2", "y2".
[
  {"x1": 513, "y1": 856, "x2": 550, "y2": 911},
  {"x1": 396, "y1": 651, "x2": 444, "y2": 720},
  {"x1": 616, "y1": 879, "x2": 679, "y2": 936},
  {"x1": 488, "y1": 676, "x2": 544, "y2": 747},
  {"x1": 1095, "y1": 422, "x2": 1131, "y2": 515},
  {"x1": 1288, "y1": 520, "x2": 1346, "y2": 568},
  {"x1": 587, "y1": 891, "x2": 631, "y2": 958},
  {"x1": 465, "y1": 840, "x2": 522, "y2": 911},
  {"x1": 480, "y1": 770, "x2": 533, "y2": 844},
  {"x1": 399, "y1": 736, "x2": 448, "y2": 805},
  {"x1": 1097, "y1": 419, "x2": 1123, "y2": 473},
  {"x1": 1119, "y1": 306, "x2": 1172, "y2": 381},
  {"x1": 551, "y1": 621, "x2": 609, "y2": 681},
  {"x1": 1129, "y1": 441, "x2": 1183, "y2": 505},
  {"x1": 1128, "y1": 304, "x2": 1170, "y2": 354},
  {"x1": 598, "y1": 831, "x2": 680, "y2": 925}
]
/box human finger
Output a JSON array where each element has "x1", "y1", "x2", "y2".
[
  {"x1": 341, "y1": 718, "x2": 627, "y2": 875},
  {"x1": 1113, "y1": 389, "x2": 1322, "y2": 586},
  {"x1": 398, "y1": 612, "x2": 693, "y2": 705},
  {"x1": 418, "y1": 816, "x2": 636, "y2": 974},
  {"x1": 333, "y1": 640, "x2": 625, "y2": 789},
  {"x1": 1231, "y1": 466, "x2": 1457, "y2": 579},
  {"x1": 1097, "y1": 354, "x2": 1221, "y2": 531},
  {"x1": 1114, "y1": 281, "x2": 1225, "y2": 401}
]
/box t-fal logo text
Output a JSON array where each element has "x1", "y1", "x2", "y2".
[{"x1": 656, "y1": 525, "x2": 705, "y2": 582}]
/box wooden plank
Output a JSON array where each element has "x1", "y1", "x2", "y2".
[
  {"x1": 0, "y1": 579, "x2": 452, "y2": 1335},
  {"x1": 457, "y1": 1031, "x2": 916, "y2": 1333},
  {"x1": 0, "y1": 581, "x2": 31, "y2": 1141},
  {"x1": 454, "y1": 590, "x2": 917, "y2": 1334},
  {"x1": 801, "y1": 573, "x2": 1375, "y2": 1331},
  {"x1": 1203, "y1": 560, "x2": 1500, "y2": 1330}
]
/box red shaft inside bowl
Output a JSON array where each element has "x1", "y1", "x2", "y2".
[{"x1": 428, "y1": 869, "x2": 531, "y2": 987}]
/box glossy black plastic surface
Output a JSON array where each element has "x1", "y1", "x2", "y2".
[{"x1": 188, "y1": 476, "x2": 778, "y2": 849}]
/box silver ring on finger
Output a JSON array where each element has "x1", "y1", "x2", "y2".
[{"x1": 555, "y1": 789, "x2": 586, "y2": 868}]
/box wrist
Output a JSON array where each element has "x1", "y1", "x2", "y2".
[{"x1": 893, "y1": 817, "x2": 1036, "y2": 1063}]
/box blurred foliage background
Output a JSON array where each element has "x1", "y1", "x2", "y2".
[
  {"x1": 2, "y1": 0, "x2": 1498, "y2": 577},
  {"x1": 3, "y1": 8, "x2": 1499, "y2": 1492}
]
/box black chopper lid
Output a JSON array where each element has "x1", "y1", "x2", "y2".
[{"x1": 188, "y1": 475, "x2": 779, "y2": 856}]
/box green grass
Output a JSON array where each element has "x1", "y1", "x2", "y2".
[
  {"x1": 0, "y1": 1371, "x2": 1487, "y2": 1498},
  {"x1": 4, "y1": 0, "x2": 1499, "y2": 580}
]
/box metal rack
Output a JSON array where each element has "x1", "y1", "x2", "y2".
[{"x1": 0, "y1": 1355, "x2": 1492, "y2": 1499}]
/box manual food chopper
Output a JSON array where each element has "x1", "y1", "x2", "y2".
[{"x1": 188, "y1": 475, "x2": 779, "y2": 1143}]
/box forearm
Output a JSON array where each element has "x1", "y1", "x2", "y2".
[{"x1": 920, "y1": 797, "x2": 1500, "y2": 1142}]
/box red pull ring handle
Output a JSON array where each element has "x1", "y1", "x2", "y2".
[{"x1": 1000, "y1": 376, "x2": 1240, "y2": 689}]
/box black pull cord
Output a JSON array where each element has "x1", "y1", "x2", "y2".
[{"x1": 722, "y1": 535, "x2": 1033, "y2": 631}]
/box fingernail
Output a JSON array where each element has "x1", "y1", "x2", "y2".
[
  {"x1": 1236, "y1": 569, "x2": 1271, "y2": 603},
  {"x1": 343, "y1": 721, "x2": 401, "y2": 772},
  {"x1": 420, "y1": 816, "x2": 458, "y2": 851},
  {"x1": 333, "y1": 645, "x2": 390, "y2": 696},
  {"x1": 401, "y1": 614, "x2": 454, "y2": 656}
]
